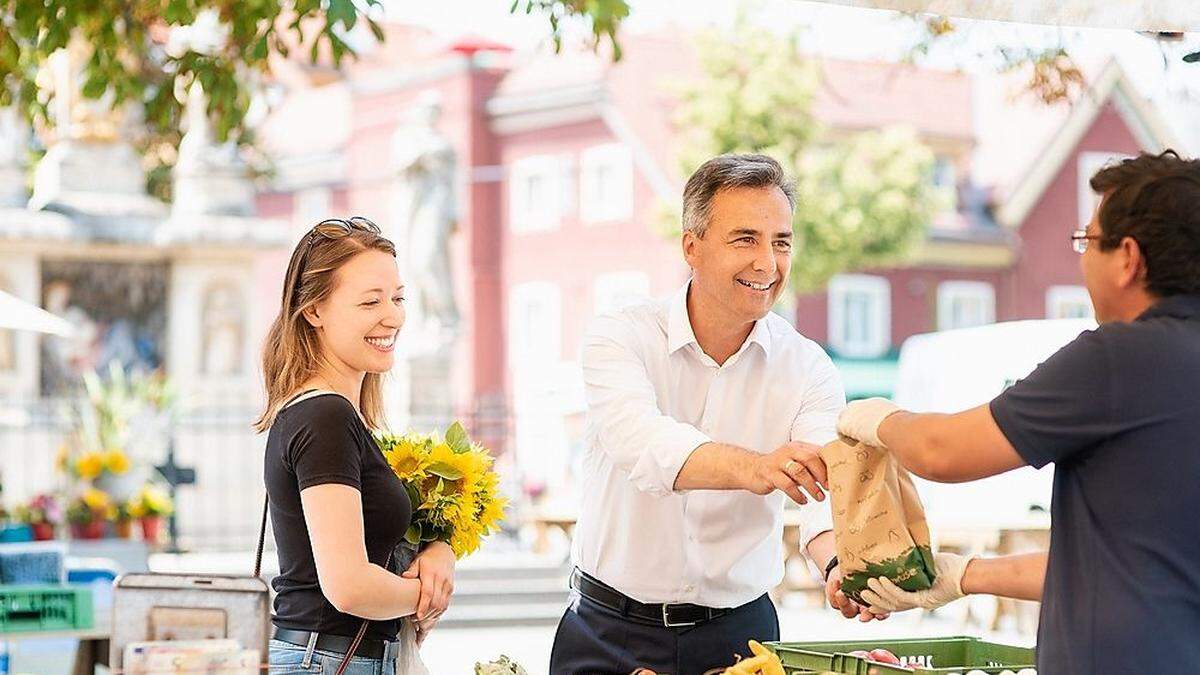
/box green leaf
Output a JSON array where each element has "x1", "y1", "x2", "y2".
[
  {"x1": 251, "y1": 35, "x2": 269, "y2": 62},
  {"x1": 326, "y1": 0, "x2": 357, "y2": 29},
  {"x1": 404, "y1": 524, "x2": 422, "y2": 546},
  {"x1": 427, "y1": 462, "x2": 463, "y2": 480},
  {"x1": 445, "y1": 422, "x2": 470, "y2": 453},
  {"x1": 81, "y1": 75, "x2": 107, "y2": 100},
  {"x1": 403, "y1": 482, "x2": 421, "y2": 509},
  {"x1": 367, "y1": 18, "x2": 385, "y2": 44}
]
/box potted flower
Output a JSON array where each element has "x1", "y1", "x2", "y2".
[
  {"x1": 0, "y1": 505, "x2": 31, "y2": 542},
  {"x1": 16, "y1": 494, "x2": 62, "y2": 541},
  {"x1": 92, "y1": 447, "x2": 147, "y2": 502},
  {"x1": 127, "y1": 485, "x2": 173, "y2": 544},
  {"x1": 67, "y1": 447, "x2": 144, "y2": 503},
  {"x1": 67, "y1": 488, "x2": 116, "y2": 539},
  {"x1": 113, "y1": 502, "x2": 134, "y2": 539}
]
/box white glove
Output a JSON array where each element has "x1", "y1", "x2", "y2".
[
  {"x1": 859, "y1": 552, "x2": 973, "y2": 613},
  {"x1": 836, "y1": 397, "x2": 901, "y2": 448}
]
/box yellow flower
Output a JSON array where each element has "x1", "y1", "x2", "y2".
[
  {"x1": 102, "y1": 449, "x2": 130, "y2": 474},
  {"x1": 127, "y1": 500, "x2": 147, "y2": 518},
  {"x1": 144, "y1": 487, "x2": 173, "y2": 515},
  {"x1": 81, "y1": 488, "x2": 111, "y2": 511},
  {"x1": 377, "y1": 424, "x2": 507, "y2": 559},
  {"x1": 76, "y1": 452, "x2": 104, "y2": 480},
  {"x1": 380, "y1": 435, "x2": 433, "y2": 483}
]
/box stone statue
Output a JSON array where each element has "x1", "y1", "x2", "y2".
[
  {"x1": 390, "y1": 93, "x2": 460, "y2": 343},
  {"x1": 200, "y1": 284, "x2": 243, "y2": 376}
]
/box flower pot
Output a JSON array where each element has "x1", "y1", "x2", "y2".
[
  {"x1": 71, "y1": 521, "x2": 106, "y2": 540},
  {"x1": 140, "y1": 516, "x2": 163, "y2": 544},
  {"x1": 0, "y1": 525, "x2": 33, "y2": 542},
  {"x1": 31, "y1": 522, "x2": 55, "y2": 541},
  {"x1": 115, "y1": 519, "x2": 133, "y2": 539}
]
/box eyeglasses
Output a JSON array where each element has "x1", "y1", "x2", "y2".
[
  {"x1": 1070, "y1": 229, "x2": 1101, "y2": 254},
  {"x1": 306, "y1": 216, "x2": 381, "y2": 245}
]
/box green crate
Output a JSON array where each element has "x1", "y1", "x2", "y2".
[
  {"x1": 0, "y1": 584, "x2": 93, "y2": 633},
  {"x1": 766, "y1": 636, "x2": 1035, "y2": 674}
]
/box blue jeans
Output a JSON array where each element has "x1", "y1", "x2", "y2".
[{"x1": 268, "y1": 638, "x2": 397, "y2": 675}]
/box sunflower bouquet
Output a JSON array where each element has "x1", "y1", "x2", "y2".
[{"x1": 375, "y1": 422, "x2": 506, "y2": 559}]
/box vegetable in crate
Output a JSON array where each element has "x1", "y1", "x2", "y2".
[
  {"x1": 820, "y1": 436, "x2": 936, "y2": 603},
  {"x1": 700, "y1": 641, "x2": 784, "y2": 675},
  {"x1": 474, "y1": 655, "x2": 528, "y2": 675}
]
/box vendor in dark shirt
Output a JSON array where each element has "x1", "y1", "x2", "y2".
[
  {"x1": 835, "y1": 150, "x2": 1200, "y2": 675},
  {"x1": 254, "y1": 217, "x2": 456, "y2": 674}
]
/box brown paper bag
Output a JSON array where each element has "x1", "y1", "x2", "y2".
[{"x1": 820, "y1": 436, "x2": 936, "y2": 603}]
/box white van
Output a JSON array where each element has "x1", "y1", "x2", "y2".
[{"x1": 892, "y1": 319, "x2": 1096, "y2": 532}]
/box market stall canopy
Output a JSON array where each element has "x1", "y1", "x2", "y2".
[
  {"x1": 812, "y1": 1, "x2": 1198, "y2": 31},
  {"x1": 0, "y1": 289, "x2": 74, "y2": 336}
]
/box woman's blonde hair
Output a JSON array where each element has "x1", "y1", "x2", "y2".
[{"x1": 253, "y1": 218, "x2": 397, "y2": 432}]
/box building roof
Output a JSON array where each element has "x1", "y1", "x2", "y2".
[{"x1": 973, "y1": 59, "x2": 1181, "y2": 228}]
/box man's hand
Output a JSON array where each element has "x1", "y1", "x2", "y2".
[
  {"x1": 746, "y1": 441, "x2": 827, "y2": 504},
  {"x1": 860, "y1": 552, "x2": 973, "y2": 614},
  {"x1": 825, "y1": 566, "x2": 889, "y2": 622},
  {"x1": 400, "y1": 541, "x2": 456, "y2": 623},
  {"x1": 836, "y1": 398, "x2": 901, "y2": 448}
]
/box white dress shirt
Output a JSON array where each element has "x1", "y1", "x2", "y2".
[{"x1": 572, "y1": 282, "x2": 845, "y2": 608}]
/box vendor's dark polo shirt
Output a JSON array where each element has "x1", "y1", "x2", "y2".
[{"x1": 990, "y1": 294, "x2": 1200, "y2": 674}]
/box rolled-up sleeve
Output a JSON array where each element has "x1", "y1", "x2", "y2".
[
  {"x1": 582, "y1": 315, "x2": 712, "y2": 496},
  {"x1": 789, "y1": 350, "x2": 845, "y2": 556}
]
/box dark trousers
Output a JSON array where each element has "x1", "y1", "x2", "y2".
[{"x1": 549, "y1": 591, "x2": 779, "y2": 675}]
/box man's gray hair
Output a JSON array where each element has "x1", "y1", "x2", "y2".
[{"x1": 681, "y1": 153, "x2": 797, "y2": 237}]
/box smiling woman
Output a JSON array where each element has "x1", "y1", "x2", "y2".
[{"x1": 253, "y1": 216, "x2": 454, "y2": 675}]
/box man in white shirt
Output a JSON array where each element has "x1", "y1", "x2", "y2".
[{"x1": 550, "y1": 154, "x2": 880, "y2": 675}]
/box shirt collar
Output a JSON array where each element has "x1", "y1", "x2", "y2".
[
  {"x1": 667, "y1": 280, "x2": 773, "y2": 358},
  {"x1": 1136, "y1": 294, "x2": 1200, "y2": 322}
]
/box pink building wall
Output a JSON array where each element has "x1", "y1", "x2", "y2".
[{"x1": 1006, "y1": 104, "x2": 1144, "y2": 320}]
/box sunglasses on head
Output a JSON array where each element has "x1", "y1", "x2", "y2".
[{"x1": 306, "y1": 216, "x2": 381, "y2": 245}]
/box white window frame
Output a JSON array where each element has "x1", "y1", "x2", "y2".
[
  {"x1": 1046, "y1": 285, "x2": 1094, "y2": 319},
  {"x1": 931, "y1": 156, "x2": 957, "y2": 189},
  {"x1": 828, "y1": 274, "x2": 890, "y2": 358},
  {"x1": 1078, "y1": 152, "x2": 1132, "y2": 228},
  {"x1": 592, "y1": 271, "x2": 650, "y2": 316},
  {"x1": 936, "y1": 280, "x2": 995, "y2": 331},
  {"x1": 931, "y1": 155, "x2": 958, "y2": 210},
  {"x1": 507, "y1": 281, "x2": 562, "y2": 373},
  {"x1": 509, "y1": 154, "x2": 569, "y2": 233},
  {"x1": 580, "y1": 143, "x2": 633, "y2": 224}
]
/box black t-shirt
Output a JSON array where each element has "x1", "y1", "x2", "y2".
[
  {"x1": 264, "y1": 392, "x2": 412, "y2": 640},
  {"x1": 990, "y1": 295, "x2": 1200, "y2": 674}
]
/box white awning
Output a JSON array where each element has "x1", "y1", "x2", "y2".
[
  {"x1": 0, "y1": 289, "x2": 74, "y2": 336},
  {"x1": 811, "y1": 1, "x2": 1197, "y2": 32}
]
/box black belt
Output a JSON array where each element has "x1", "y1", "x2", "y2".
[
  {"x1": 272, "y1": 627, "x2": 401, "y2": 661},
  {"x1": 571, "y1": 569, "x2": 732, "y2": 628}
]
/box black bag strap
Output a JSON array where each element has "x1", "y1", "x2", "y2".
[{"x1": 257, "y1": 387, "x2": 393, "y2": 672}]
